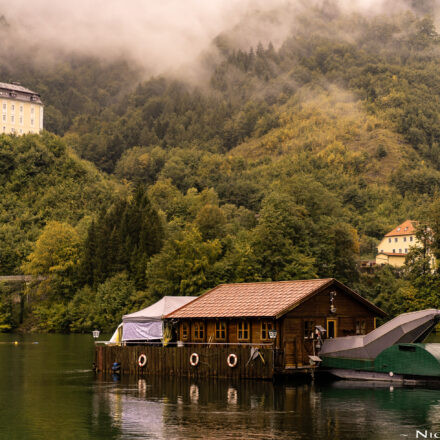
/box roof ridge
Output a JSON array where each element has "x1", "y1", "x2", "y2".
[{"x1": 216, "y1": 278, "x2": 333, "y2": 287}]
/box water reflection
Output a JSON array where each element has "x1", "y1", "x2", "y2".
[
  {"x1": 1, "y1": 333, "x2": 440, "y2": 439},
  {"x1": 95, "y1": 374, "x2": 440, "y2": 440}
]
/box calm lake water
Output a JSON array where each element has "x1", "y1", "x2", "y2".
[{"x1": 1, "y1": 334, "x2": 440, "y2": 440}]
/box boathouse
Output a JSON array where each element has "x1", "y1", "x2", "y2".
[
  {"x1": 95, "y1": 278, "x2": 386, "y2": 379},
  {"x1": 165, "y1": 278, "x2": 386, "y2": 368}
]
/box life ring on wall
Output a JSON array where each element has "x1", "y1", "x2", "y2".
[
  {"x1": 138, "y1": 353, "x2": 147, "y2": 368},
  {"x1": 190, "y1": 352, "x2": 199, "y2": 367},
  {"x1": 227, "y1": 353, "x2": 238, "y2": 368}
]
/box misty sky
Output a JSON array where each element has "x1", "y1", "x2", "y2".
[
  {"x1": 1, "y1": 0, "x2": 286, "y2": 73},
  {"x1": 0, "y1": 0, "x2": 425, "y2": 74}
]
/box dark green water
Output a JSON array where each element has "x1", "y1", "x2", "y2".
[{"x1": 1, "y1": 334, "x2": 440, "y2": 439}]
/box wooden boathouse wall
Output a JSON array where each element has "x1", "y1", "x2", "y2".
[{"x1": 95, "y1": 345, "x2": 275, "y2": 379}]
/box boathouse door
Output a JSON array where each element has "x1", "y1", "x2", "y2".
[
  {"x1": 284, "y1": 339, "x2": 296, "y2": 368},
  {"x1": 326, "y1": 319, "x2": 337, "y2": 338}
]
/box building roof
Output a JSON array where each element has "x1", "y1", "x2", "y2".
[
  {"x1": 165, "y1": 278, "x2": 386, "y2": 319},
  {"x1": 0, "y1": 82, "x2": 43, "y2": 104},
  {"x1": 385, "y1": 220, "x2": 416, "y2": 237},
  {"x1": 0, "y1": 82, "x2": 38, "y2": 94}
]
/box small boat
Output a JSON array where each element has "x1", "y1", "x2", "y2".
[{"x1": 318, "y1": 309, "x2": 440, "y2": 383}]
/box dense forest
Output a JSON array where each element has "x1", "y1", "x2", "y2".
[{"x1": 2, "y1": 2, "x2": 440, "y2": 332}]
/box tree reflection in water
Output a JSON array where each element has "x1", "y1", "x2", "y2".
[
  {"x1": 94, "y1": 374, "x2": 440, "y2": 440},
  {"x1": 2, "y1": 333, "x2": 438, "y2": 440}
]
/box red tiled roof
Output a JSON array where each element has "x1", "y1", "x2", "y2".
[
  {"x1": 385, "y1": 220, "x2": 417, "y2": 237},
  {"x1": 166, "y1": 278, "x2": 386, "y2": 319}
]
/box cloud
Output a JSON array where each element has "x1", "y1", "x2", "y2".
[
  {"x1": 0, "y1": 0, "x2": 430, "y2": 75},
  {"x1": 1, "y1": 0, "x2": 291, "y2": 74}
]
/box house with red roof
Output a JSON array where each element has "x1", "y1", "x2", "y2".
[
  {"x1": 165, "y1": 278, "x2": 385, "y2": 368},
  {"x1": 375, "y1": 220, "x2": 418, "y2": 267}
]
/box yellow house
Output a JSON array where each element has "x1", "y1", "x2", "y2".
[
  {"x1": 375, "y1": 220, "x2": 418, "y2": 267},
  {"x1": 0, "y1": 82, "x2": 43, "y2": 135}
]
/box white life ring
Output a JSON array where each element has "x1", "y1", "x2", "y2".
[
  {"x1": 138, "y1": 353, "x2": 147, "y2": 368},
  {"x1": 227, "y1": 353, "x2": 238, "y2": 368},
  {"x1": 190, "y1": 352, "x2": 199, "y2": 367}
]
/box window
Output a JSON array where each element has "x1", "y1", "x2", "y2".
[
  {"x1": 10, "y1": 115, "x2": 14, "y2": 123},
  {"x1": 237, "y1": 321, "x2": 250, "y2": 341},
  {"x1": 19, "y1": 116, "x2": 23, "y2": 125},
  {"x1": 2, "y1": 115, "x2": 5, "y2": 122},
  {"x1": 405, "y1": 248, "x2": 408, "y2": 253},
  {"x1": 2, "y1": 103, "x2": 6, "y2": 111},
  {"x1": 381, "y1": 249, "x2": 384, "y2": 253},
  {"x1": 193, "y1": 322, "x2": 205, "y2": 341},
  {"x1": 392, "y1": 249, "x2": 396, "y2": 253},
  {"x1": 303, "y1": 320, "x2": 315, "y2": 339},
  {"x1": 388, "y1": 238, "x2": 391, "y2": 243},
  {"x1": 261, "y1": 321, "x2": 273, "y2": 340},
  {"x1": 410, "y1": 236, "x2": 413, "y2": 242},
  {"x1": 181, "y1": 322, "x2": 189, "y2": 341},
  {"x1": 30, "y1": 119, "x2": 34, "y2": 126},
  {"x1": 31, "y1": 106, "x2": 35, "y2": 114},
  {"x1": 356, "y1": 319, "x2": 366, "y2": 335},
  {"x1": 215, "y1": 321, "x2": 226, "y2": 340},
  {"x1": 403, "y1": 237, "x2": 407, "y2": 242},
  {"x1": 10, "y1": 128, "x2": 15, "y2": 133},
  {"x1": 2, "y1": 126, "x2": 5, "y2": 132},
  {"x1": 19, "y1": 105, "x2": 23, "y2": 113},
  {"x1": 394, "y1": 237, "x2": 398, "y2": 242},
  {"x1": 399, "y1": 249, "x2": 402, "y2": 253},
  {"x1": 11, "y1": 104, "x2": 14, "y2": 111}
]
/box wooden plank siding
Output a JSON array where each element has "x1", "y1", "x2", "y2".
[
  {"x1": 95, "y1": 345, "x2": 275, "y2": 379},
  {"x1": 280, "y1": 286, "x2": 377, "y2": 365},
  {"x1": 178, "y1": 319, "x2": 276, "y2": 345}
]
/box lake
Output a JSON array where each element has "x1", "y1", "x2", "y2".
[{"x1": 1, "y1": 333, "x2": 440, "y2": 440}]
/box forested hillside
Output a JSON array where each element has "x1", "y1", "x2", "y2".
[{"x1": 2, "y1": 3, "x2": 440, "y2": 332}]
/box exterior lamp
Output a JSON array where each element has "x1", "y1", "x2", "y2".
[
  {"x1": 92, "y1": 330, "x2": 100, "y2": 339},
  {"x1": 329, "y1": 291, "x2": 337, "y2": 314}
]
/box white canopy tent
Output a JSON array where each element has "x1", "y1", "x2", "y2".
[
  {"x1": 119, "y1": 296, "x2": 197, "y2": 342},
  {"x1": 109, "y1": 323, "x2": 123, "y2": 343}
]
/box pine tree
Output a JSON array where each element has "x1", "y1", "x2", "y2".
[{"x1": 80, "y1": 185, "x2": 164, "y2": 289}]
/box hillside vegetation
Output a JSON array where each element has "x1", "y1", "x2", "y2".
[
  {"x1": 2, "y1": 4, "x2": 440, "y2": 331},
  {"x1": 0, "y1": 133, "x2": 124, "y2": 274}
]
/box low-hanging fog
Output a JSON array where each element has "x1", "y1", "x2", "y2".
[{"x1": 0, "y1": 0, "x2": 433, "y2": 76}]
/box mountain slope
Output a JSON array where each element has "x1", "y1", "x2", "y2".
[{"x1": 0, "y1": 132, "x2": 124, "y2": 274}]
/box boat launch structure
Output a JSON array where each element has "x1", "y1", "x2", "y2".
[{"x1": 319, "y1": 309, "x2": 440, "y2": 382}]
